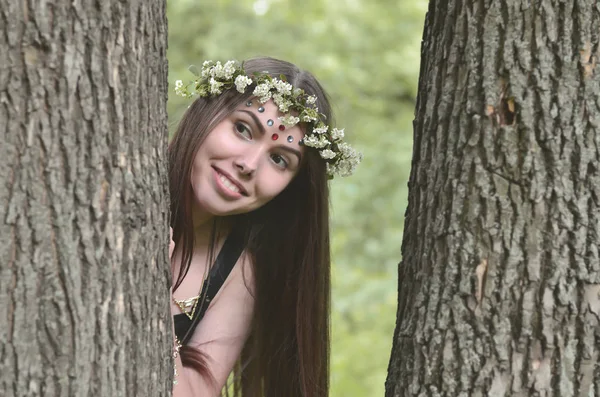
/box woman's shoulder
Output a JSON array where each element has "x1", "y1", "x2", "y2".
[{"x1": 222, "y1": 249, "x2": 255, "y2": 297}]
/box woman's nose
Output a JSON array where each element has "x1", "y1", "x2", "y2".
[{"x1": 233, "y1": 150, "x2": 261, "y2": 176}]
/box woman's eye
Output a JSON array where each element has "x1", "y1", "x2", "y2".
[
  {"x1": 234, "y1": 122, "x2": 252, "y2": 139},
  {"x1": 270, "y1": 154, "x2": 289, "y2": 169}
]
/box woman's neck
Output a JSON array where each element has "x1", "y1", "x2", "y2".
[{"x1": 191, "y1": 215, "x2": 233, "y2": 248}]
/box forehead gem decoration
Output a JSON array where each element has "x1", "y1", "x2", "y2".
[
  {"x1": 267, "y1": 119, "x2": 274, "y2": 127},
  {"x1": 287, "y1": 136, "x2": 294, "y2": 143},
  {"x1": 246, "y1": 100, "x2": 253, "y2": 107},
  {"x1": 258, "y1": 106, "x2": 265, "y2": 113},
  {"x1": 278, "y1": 125, "x2": 286, "y2": 131},
  {"x1": 271, "y1": 133, "x2": 279, "y2": 141}
]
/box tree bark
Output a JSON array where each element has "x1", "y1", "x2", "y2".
[
  {"x1": 0, "y1": 1, "x2": 170, "y2": 396},
  {"x1": 386, "y1": 0, "x2": 600, "y2": 396}
]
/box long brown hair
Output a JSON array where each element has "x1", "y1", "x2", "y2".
[{"x1": 168, "y1": 57, "x2": 331, "y2": 397}]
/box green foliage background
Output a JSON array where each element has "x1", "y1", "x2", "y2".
[{"x1": 167, "y1": 0, "x2": 427, "y2": 395}]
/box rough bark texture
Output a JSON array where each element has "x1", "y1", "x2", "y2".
[
  {"x1": 387, "y1": 0, "x2": 600, "y2": 396},
  {"x1": 0, "y1": 1, "x2": 170, "y2": 396}
]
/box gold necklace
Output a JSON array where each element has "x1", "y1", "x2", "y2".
[{"x1": 173, "y1": 295, "x2": 201, "y2": 320}]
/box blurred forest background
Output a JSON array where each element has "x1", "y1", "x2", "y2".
[{"x1": 167, "y1": 0, "x2": 428, "y2": 395}]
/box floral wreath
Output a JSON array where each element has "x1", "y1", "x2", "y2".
[{"x1": 174, "y1": 60, "x2": 362, "y2": 178}]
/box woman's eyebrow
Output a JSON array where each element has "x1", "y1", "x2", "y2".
[
  {"x1": 237, "y1": 110, "x2": 265, "y2": 134},
  {"x1": 279, "y1": 146, "x2": 302, "y2": 163}
]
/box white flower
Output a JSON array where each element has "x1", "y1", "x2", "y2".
[
  {"x1": 174, "y1": 80, "x2": 184, "y2": 93},
  {"x1": 174, "y1": 80, "x2": 190, "y2": 97},
  {"x1": 301, "y1": 108, "x2": 319, "y2": 123},
  {"x1": 320, "y1": 149, "x2": 337, "y2": 159},
  {"x1": 334, "y1": 145, "x2": 363, "y2": 177},
  {"x1": 201, "y1": 61, "x2": 213, "y2": 78},
  {"x1": 272, "y1": 79, "x2": 292, "y2": 95},
  {"x1": 234, "y1": 75, "x2": 253, "y2": 93},
  {"x1": 330, "y1": 128, "x2": 345, "y2": 141},
  {"x1": 279, "y1": 115, "x2": 300, "y2": 127},
  {"x1": 335, "y1": 158, "x2": 359, "y2": 177},
  {"x1": 306, "y1": 95, "x2": 317, "y2": 105},
  {"x1": 253, "y1": 82, "x2": 272, "y2": 103},
  {"x1": 210, "y1": 61, "x2": 225, "y2": 79},
  {"x1": 302, "y1": 136, "x2": 319, "y2": 147},
  {"x1": 313, "y1": 125, "x2": 328, "y2": 134},
  {"x1": 273, "y1": 93, "x2": 292, "y2": 113},
  {"x1": 337, "y1": 142, "x2": 355, "y2": 156},
  {"x1": 303, "y1": 134, "x2": 329, "y2": 149},
  {"x1": 320, "y1": 141, "x2": 363, "y2": 177},
  {"x1": 209, "y1": 77, "x2": 223, "y2": 94},
  {"x1": 223, "y1": 60, "x2": 236, "y2": 79}
]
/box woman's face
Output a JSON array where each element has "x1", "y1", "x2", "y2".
[{"x1": 190, "y1": 99, "x2": 306, "y2": 218}]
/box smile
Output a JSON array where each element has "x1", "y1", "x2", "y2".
[
  {"x1": 218, "y1": 173, "x2": 240, "y2": 193},
  {"x1": 212, "y1": 167, "x2": 248, "y2": 198}
]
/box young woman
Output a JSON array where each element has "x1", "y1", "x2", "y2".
[{"x1": 168, "y1": 57, "x2": 361, "y2": 397}]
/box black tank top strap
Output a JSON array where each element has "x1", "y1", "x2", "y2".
[{"x1": 174, "y1": 229, "x2": 245, "y2": 345}]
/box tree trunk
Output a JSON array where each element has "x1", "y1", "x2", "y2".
[
  {"x1": 0, "y1": 1, "x2": 170, "y2": 396},
  {"x1": 386, "y1": 0, "x2": 600, "y2": 396}
]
